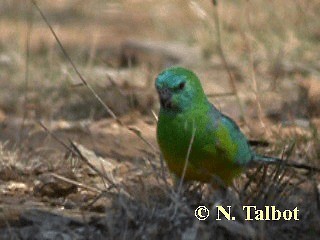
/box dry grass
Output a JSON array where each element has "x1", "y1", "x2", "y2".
[{"x1": 0, "y1": 0, "x2": 319, "y2": 239}]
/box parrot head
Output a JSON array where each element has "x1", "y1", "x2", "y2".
[{"x1": 155, "y1": 67, "x2": 206, "y2": 112}]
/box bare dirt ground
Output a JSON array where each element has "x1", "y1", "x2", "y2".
[{"x1": 0, "y1": 0, "x2": 319, "y2": 239}]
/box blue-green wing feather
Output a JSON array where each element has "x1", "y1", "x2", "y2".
[{"x1": 205, "y1": 104, "x2": 253, "y2": 166}]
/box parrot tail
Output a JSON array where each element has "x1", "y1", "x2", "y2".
[
  {"x1": 253, "y1": 154, "x2": 320, "y2": 172},
  {"x1": 248, "y1": 140, "x2": 269, "y2": 147}
]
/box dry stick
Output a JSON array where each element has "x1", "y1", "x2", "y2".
[
  {"x1": 69, "y1": 141, "x2": 116, "y2": 189},
  {"x1": 189, "y1": 1, "x2": 238, "y2": 101},
  {"x1": 30, "y1": 0, "x2": 158, "y2": 154},
  {"x1": 37, "y1": 121, "x2": 117, "y2": 191},
  {"x1": 106, "y1": 74, "x2": 126, "y2": 97},
  {"x1": 31, "y1": 0, "x2": 117, "y2": 122},
  {"x1": 267, "y1": 143, "x2": 295, "y2": 194},
  {"x1": 251, "y1": 165, "x2": 268, "y2": 203},
  {"x1": 211, "y1": 1, "x2": 247, "y2": 124},
  {"x1": 50, "y1": 173, "x2": 102, "y2": 193},
  {"x1": 259, "y1": 164, "x2": 281, "y2": 203},
  {"x1": 241, "y1": 165, "x2": 264, "y2": 201},
  {"x1": 18, "y1": 2, "x2": 33, "y2": 146},
  {"x1": 148, "y1": 111, "x2": 170, "y2": 189},
  {"x1": 177, "y1": 125, "x2": 196, "y2": 196},
  {"x1": 244, "y1": 2, "x2": 266, "y2": 131},
  {"x1": 271, "y1": 170, "x2": 294, "y2": 206},
  {"x1": 98, "y1": 155, "x2": 112, "y2": 191},
  {"x1": 266, "y1": 167, "x2": 288, "y2": 204},
  {"x1": 85, "y1": 32, "x2": 98, "y2": 70},
  {"x1": 128, "y1": 127, "x2": 159, "y2": 154},
  {"x1": 142, "y1": 154, "x2": 170, "y2": 194},
  {"x1": 151, "y1": 110, "x2": 158, "y2": 122},
  {"x1": 159, "y1": 155, "x2": 170, "y2": 190},
  {"x1": 274, "y1": 169, "x2": 303, "y2": 207},
  {"x1": 262, "y1": 152, "x2": 289, "y2": 205},
  {"x1": 170, "y1": 125, "x2": 196, "y2": 220},
  {"x1": 268, "y1": 145, "x2": 298, "y2": 204}
]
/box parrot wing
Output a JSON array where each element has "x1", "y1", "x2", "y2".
[{"x1": 203, "y1": 105, "x2": 254, "y2": 166}]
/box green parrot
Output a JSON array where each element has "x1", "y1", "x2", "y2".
[{"x1": 155, "y1": 66, "x2": 319, "y2": 186}]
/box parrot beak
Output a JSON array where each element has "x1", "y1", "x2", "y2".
[{"x1": 158, "y1": 88, "x2": 173, "y2": 109}]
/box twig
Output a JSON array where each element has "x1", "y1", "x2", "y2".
[
  {"x1": 31, "y1": 0, "x2": 118, "y2": 122},
  {"x1": 244, "y1": 2, "x2": 266, "y2": 132},
  {"x1": 241, "y1": 164, "x2": 263, "y2": 202},
  {"x1": 159, "y1": 155, "x2": 170, "y2": 190},
  {"x1": 31, "y1": 0, "x2": 158, "y2": 156},
  {"x1": 128, "y1": 126, "x2": 158, "y2": 154},
  {"x1": 170, "y1": 123, "x2": 197, "y2": 220},
  {"x1": 50, "y1": 173, "x2": 102, "y2": 193},
  {"x1": 18, "y1": 1, "x2": 33, "y2": 146},
  {"x1": 211, "y1": 1, "x2": 247, "y2": 123},
  {"x1": 69, "y1": 141, "x2": 117, "y2": 188},
  {"x1": 37, "y1": 120, "x2": 117, "y2": 191},
  {"x1": 177, "y1": 124, "x2": 196, "y2": 196},
  {"x1": 151, "y1": 110, "x2": 158, "y2": 122}
]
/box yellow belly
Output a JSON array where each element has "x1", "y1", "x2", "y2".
[{"x1": 166, "y1": 157, "x2": 242, "y2": 186}]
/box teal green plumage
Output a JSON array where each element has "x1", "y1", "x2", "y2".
[
  {"x1": 156, "y1": 67, "x2": 253, "y2": 185},
  {"x1": 155, "y1": 67, "x2": 320, "y2": 185}
]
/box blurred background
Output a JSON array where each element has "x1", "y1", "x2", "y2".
[
  {"x1": 1, "y1": 0, "x2": 319, "y2": 122},
  {"x1": 0, "y1": 0, "x2": 319, "y2": 239}
]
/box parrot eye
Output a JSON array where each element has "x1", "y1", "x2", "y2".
[{"x1": 178, "y1": 82, "x2": 185, "y2": 90}]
